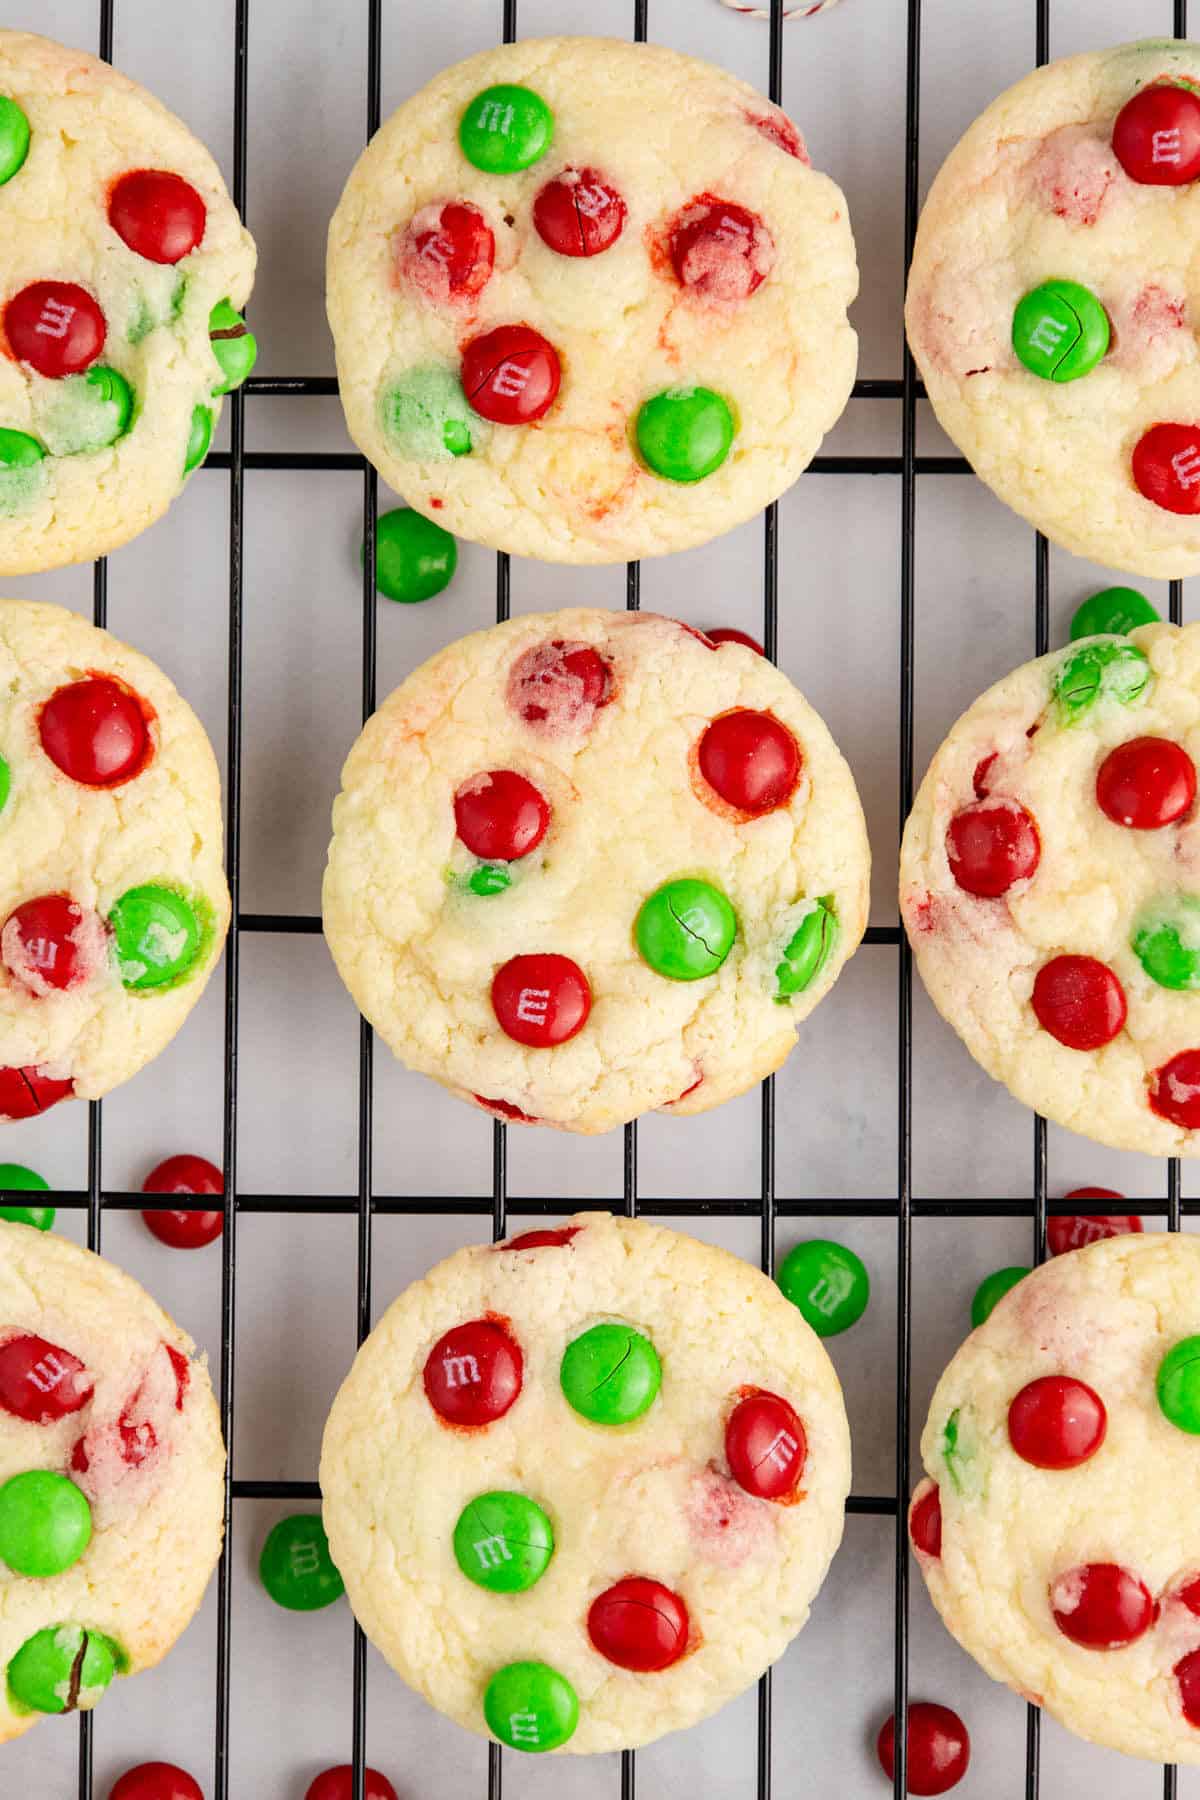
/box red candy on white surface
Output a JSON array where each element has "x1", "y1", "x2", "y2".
[
  {"x1": 0, "y1": 1065, "x2": 74, "y2": 1120},
  {"x1": 587, "y1": 1576, "x2": 690, "y2": 1671},
  {"x1": 304, "y1": 1769, "x2": 399, "y2": 1800},
  {"x1": 748, "y1": 109, "x2": 808, "y2": 162},
  {"x1": 402, "y1": 200, "x2": 495, "y2": 303},
  {"x1": 507, "y1": 639, "x2": 613, "y2": 734},
  {"x1": 909, "y1": 1480, "x2": 942, "y2": 1558},
  {"x1": 461, "y1": 323, "x2": 561, "y2": 425},
  {"x1": 453, "y1": 769, "x2": 549, "y2": 861},
  {"x1": 706, "y1": 627, "x2": 764, "y2": 654},
  {"x1": 946, "y1": 799, "x2": 1040, "y2": 897},
  {"x1": 533, "y1": 168, "x2": 627, "y2": 257},
  {"x1": 39, "y1": 676, "x2": 152, "y2": 787},
  {"x1": 491, "y1": 953, "x2": 591, "y2": 1047},
  {"x1": 876, "y1": 1702, "x2": 970, "y2": 1796},
  {"x1": 698, "y1": 709, "x2": 801, "y2": 817},
  {"x1": 1133, "y1": 423, "x2": 1200, "y2": 514},
  {"x1": 668, "y1": 197, "x2": 774, "y2": 304},
  {"x1": 496, "y1": 1226, "x2": 581, "y2": 1250},
  {"x1": 1177, "y1": 1649, "x2": 1200, "y2": 1728},
  {"x1": 1031, "y1": 955, "x2": 1127, "y2": 1051},
  {"x1": 1149, "y1": 1048, "x2": 1200, "y2": 1128},
  {"x1": 1049, "y1": 1198, "x2": 1141, "y2": 1256},
  {"x1": 724, "y1": 1390, "x2": 806, "y2": 1500},
  {"x1": 1096, "y1": 736, "x2": 1196, "y2": 828},
  {"x1": 1050, "y1": 1562, "x2": 1156, "y2": 1649},
  {"x1": 422, "y1": 1317, "x2": 522, "y2": 1426},
  {"x1": 1, "y1": 893, "x2": 104, "y2": 995},
  {"x1": 108, "y1": 1764, "x2": 204, "y2": 1800},
  {"x1": 108, "y1": 169, "x2": 207, "y2": 264},
  {"x1": 1007, "y1": 1375, "x2": 1107, "y2": 1469},
  {"x1": 0, "y1": 1332, "x2": 90, "y2": 1423},
  {"x1": 1113, "y1": 84, "x2": 1200, "y2": 187},
  {"x1": 142, "y1": 1155, "x2": 224, "y2": 1250},
  {"x1": 472, "y1": 1094, "x2": 540, "y2": 1124},
  {"x1": 5, "y1": 281, "x2": 106, "y2": 378}
]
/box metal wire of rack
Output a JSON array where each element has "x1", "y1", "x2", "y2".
[{"x1": 12, "y1": 0, "x2": 1188, "y2": 1797}]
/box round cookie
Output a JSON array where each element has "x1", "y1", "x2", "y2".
[
  {"x1": 0, "y1": 1219, "x2": 224, "y2": 1744},
  {"x1": 911, "y1": 1232, "x2": 1200, "y2": 1766},
  {"x1": 0, "y1": 30, "x2": 256, "y2": 575},
  {"x1": 900, "y1": 621, "x2": 1200, "y2": 1157},
  {"x1": 0, "y1": 599, "x2": 230, "y2": 1118},
  {"x1": 906, "y1": 40, "x2": 1200, "y2": 579},
  {"x1": 326, "y1": 37, "x2": 857, "y2": 564},
  {"x1": 320, "y1": 1212, "x2": 851, "y2": 1755},
  {"x1": 322, "y1": 608, "x2": 870, "y2": 1134}
]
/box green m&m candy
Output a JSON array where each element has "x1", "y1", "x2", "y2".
[
  {"x1": 1012, "y1": 279, "x2": 1110, "y2": 383},
  {"x1": 1054, "y1": 640, "x2": 1150, "y2": 723},
  {"x1": 1157, "y1": 1335, "x2": 1200, "y2": 1433},
  {"x1": 1133, "y1": 895, "x2": 1200, "y2": 990},
  {"x1": 775, "y1": 897, "x2": 838, "y2": 1002},
  {"x1": 209, "y1": 299, "x2": 257, "y2": 395},
  {"x1": 364, "y1": 507, "x2": 457, "y2": 604},
  {"x1": 0, "y1": 1471, "x2": 91, "y2": 1577},
  {"x1": 0, "y1": 97, "x2": 30, "y2": 187},
  {"x1": 7, "y1": 1624, "x2": 121, "y2": 1715},
  {"x1": 184, "y1": 404, "x2": 213, "y2": 475},
  {"x1": 460, "y1": 84, "x2": 554, "y2": 174},
  {"x1": 109, "y1": 885, "x2": 207, "y2": 991},
  {"x1": 259, "y1": 1514, "x2": 344, "y2": 1611},
  {"x1": 0, "y1": 753, "x2": 9, "y2": 815},
  {"x1": 483, "y1": 1660, "x2": 578, "y2": 1752},
  {"x1": 0, "y1": 1163, "x2": 53, "y2": 1231},
  {"x1": 453, "y1": 1491, "x2": 554, "y2": 1593},
  {"x1": 777, "y1": 1238, "x2": 869, "y2": 1337},
  {"x1": 379, "y1": 364, "x2": 480, "y2": 462},
  {"x1": 970, "y1": 1265, "x2": 1029, "y2": 1329},
  {"x1": 41, "y1": 366, "x2": 134, "y2": 457},
  {"x1": 466, "y1": 862, "x2": 512, "y2": 897},
  {"x1": 561, "y1": 1321, "x2": 661, "y2": 1425},
  {"x1": 0, "y1": 428, "x2": 46, "y2": 517},
  {"x1": 1070, "y1": 586, "x2": 1161, "y2": 641},
  {"x1": 636, "y1": 386, "x2": 734, "y2": 484},
  {"x1": 635, "y1": 877, "x2": 736, "y2": 981}
]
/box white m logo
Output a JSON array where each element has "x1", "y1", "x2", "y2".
[
  {"x1": 515, "y1": 986, "x2": 549, "y2": 1024},
  {"x1": 476, "y1": 100, "x2": 514, "y2": 135},
  {"x1": 492, "y1": 361, "x2": 530, "y2": 399},
  {"x1": 509, "y1": 1712, "x2": 540, "y2": 1745},
  {"x1": 763, "y1": 1428, "x2": 799, "y2": 1470},
  {"x1": 28, "y1": 1353, "x2": 67, "y2": 1394},
  {"x1": 473, "y1": 1534, "x2": 511, "y2": 1570},
  {"x1": 1153, "y1": 126, "x2": 1183, "y2": 164},
  {"x1": 1172, "y1": 446, "x2": 1200, "y2": 490},
  {"x1": 1027, "y1": 314, "x2": 1067, "y2": 357},
  {"x1": 35, "y1": 298, "x2": 75, "y2": 340},
  {"x1": 443, "y1": 1353, "x2": 481, "y2": 1387}
]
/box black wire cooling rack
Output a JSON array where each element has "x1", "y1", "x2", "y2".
[{"x1": 19, "y1": 0, "x2": 1192, "y2": 1797}]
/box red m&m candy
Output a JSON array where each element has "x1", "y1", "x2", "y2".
[
  {"x1": 668, "y1": 198, "x2": 774, "y2": 305},
  {"x1": 0, "y1": 1333, "x2": 90, "y2": 1423},
  {"x1": 1149, "y1": 1048, "x2": 1200, "y2": 1129},
  {"x1": 1049, "y1": 1198, "x2": 1141, "y2": 1257},
  {"x1": 1050, "y1": 1562, "x2": 1156, "y2": 1648},
  {"x1": 750, "y1": 110, "x2": 805, "y2": 161},
  {"x1": 587, "y1": 1576, "x2": 689, "y2": 1671},
  {"x1": 0, "y1": 1066, "x2": 73, "y2": 1121},
  {"x1": 403, "y1": 200, "x2": 494, "y2": 302},
  {"x1": 909, "y1": 1480, "x2": 942, "y2": 1558},
  {"x1": 492, "y1": 953, "x2": 591, "y2": 1047},
  {"x1": 946, "y1": 800, "x2": 1040, "y2": 897},
  {"x1": 706, "y1": 627, "x2": 764, "y2": 654},
  {"x1": 1177, "y1": 1649, "x2": 1200, "y2": 1728},
  {"x1": 1113, "y1": 84, "x2": 1200, "y2": 186},
  {"x1": 534, "y1": 168, "x2": 626, "y2": 257},
  {"x1": 1096, "y1": 737, "x2": 1196, "y2": 828},
  {"x1": 698, "y1": 710, "x2": 801, "y2": 817},
  {"x1": 1031, "y1": 955, "x2": 1126, "y2": 1051},
  {"x1": 498, "y1": 1226, "x2": 581, "y2": 1250},
  {"x1": 142, "y1": 1155, "x2": 224, "y2": 1250},
  {"x1": 508, "y1": 640, "x2": 612, "y2": 732},
  {"x1": 1008, "y1": 1375, "x2": 1107, "y2": 1469},
  {"x1": 877, "y1": 1703, "x2": 969, "y2": 1796},
  {"x1": 423, "y1": 1318, "x2": 523, "y2": 1426},
  {"x1": 1133, "y1": 423, "x2": 1200, "y2": 514},
  {"x1": 108, "y1": 170, "x2": 207, "y2": 264},
  {"x1": 5, "y1": 282, "x2": 106, "y2": 379},
  {"x1": 108, "y1": 1763, "x2": 203, "y2": 1800},
  {"x1": 454, "y1": 770, "x2": 549, "y2": 862},
  {"x1": 1, "y1": 894, "x2": 101, "y2": 994},
  {"x1": 462, "y1": 324, "x2": 561, "y2": 425},
  {"x1": 725, "y1": 1390, "x2": 806, "y2": 1500},
  {"x1": 39, "y1": 676, "x2": 151, "y2": 787},
  {"x1": 304, "y1": 1769, "x2": 399, "y2": 1800}
]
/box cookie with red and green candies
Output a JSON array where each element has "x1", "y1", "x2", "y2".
[
  {"x1": 325, "y1": 37, "x2": 857, "y2": 563},
  {"x1": 911, "y1": 1232, "x2": 1200, "y2": 1765},
  {"x1": 0, "y1": 1219, "x2": 224, "y2": 1746},
  {"x1": 900, "y1": 622, "x2": 1200, "y2": 1156},
  {"x1": 0, "y1": 600, "x2": 229, "y2": 1121},
  {"x1": 0, "y1": 30, "x2": 256, "y2": 576},
  {"x1": 322, "y1": 609, "x2": 869, "y2": 1133},
  {"x1": 320, "y1": 1212, "x2": 850, "y2": 1754}
]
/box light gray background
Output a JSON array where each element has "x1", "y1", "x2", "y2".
[{"x1": 3, "y1": 0, "x2": 1197, "y2": 1796}]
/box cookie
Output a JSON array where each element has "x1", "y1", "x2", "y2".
[
  {"x1": 0, "y1": 1220, "x2": 224, "y2": 1744},
  {"x1": 911, "y1": 1232, "x2": 1200, "y2": 1766},
  {"x1": 906, "y1": 40, "x2": 1200, "y2": 579},
  {"x1": 0, "y1": 29, "x2": 256, "y2": 575},
  {"x1": 322, "y1": 608, "x2": 870, "y2": 1134},
  {"x1": 320, "y1": 1212, "x2": 851, "y2": 1755},
  {"x1": 326, "y1": 37, "x2": 857, "y2": 564},
  {"x1": 0, "y1": 599, "x2": 230, "y2": 1119},
  {"x1": 900, "y1": 621, "x2": 1200, "y2": 1157}
]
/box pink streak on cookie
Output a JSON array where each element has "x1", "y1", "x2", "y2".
[
  {"x1": 1109, "y1": 284, "x2": 1189, "y2": 381},
  {"x1": 686, "y1": 1465, "x2": 776, "y2": 1568},
  {"x1": 1031, "y1": 126, "x2": 1116, "y2": 226},
  {"x1": 70, "y1": 1341, "x2": 188, "y2": 1504}
]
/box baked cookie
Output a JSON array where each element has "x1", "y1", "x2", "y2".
[
  {"x1": 910, "y1": 1232, "x2": 1200, "y2": 1766},
  {"x1": 322, "y1": 608, "x2": 869, "y2": 1134},
  {"x1": 899, "y1": 621, "x2": 1200, "y2": 1157},
  {"x1": 326, "y1": 37, "x2": 857, "y2": 564},
  {"x1": 906, "y1": 40, "x2": 1200, "y2": 579},
  {"x1": 320, "y1": 1212, "x2": 851, "y2": 1755},
  {"x1": 0, "y1": 30, "x2": 257, "y2": 575},
  {"x1": 0, "y1": 1219, "x2": 224, "y2": 1744},
  {"x1": 0, "y1": 599, "x2": 230, "y2": 1119}
]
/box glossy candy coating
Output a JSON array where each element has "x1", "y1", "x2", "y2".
[
  {"x1": 6, "y1": 283, "x2": 106, "y2": 379},
  {"x1": 184, "y1": 404, "x2": 212, "y2": 474},
  {"x1": 777, "y1": 1238, "x2": 869, "y2": 1336},
  {"x1": 636, "y1": 385, "x2": 734, "y2": 483},
  {"x1": 491, "y1": 953, "x2": 591, "y2": 1047},
  {"x1": 725, "y1": 1390, "x2": 807, "y2": 1499},
  {"x1": 405, "y1": 201, "x2": 495, "y2": 302},
  {"x1": 109, "y1": 885, "x2": 204, "y2": 990},
  {"x1": 775, "y1": 898, "x2": 838, "y2": 1000},
  {"x1": 465, "y1": 863, "x2": 511, "y2": 897},
  {"x1": 7, "y1": 1623, "x2": 120, "y2": 1714},
  {"x1": 698, "y1": 708, "x2": 800, "y2": 816},
  {"x1": 0, "y1": 428, "x2": 43, "y2": 472},
  {"x1": 1157, "y1": 1335, "x2": 1200, "y2": 1433},
  {"x1": 534, "y1": 168, "x2": 626, "y2": 257},
  {"x1": 876, "y1": 1703, "x2": 970, "y2": 1796},
  {"x1": 1070, "y1": 587, "x2": 1160, "y2": 639},
  {"x1": 635, "y1": 878, "x2": 736, "y2": 981},
  {"x1": 209, "y1": 299, "x2": 257, "y2": 394},
  {"x1": 0, "y1": 96, "x2": 30, "y2": 186},
  {"x1": 108, "y1": 170, "x2": 206, "y2": 264},
  {"x1": 706, "y1": 627, "x2": 764, "y2": 653},
  {"x1": 1007, "y1": 1375, "x2": 1107, "y2": 1469},
  {"x1": 0, "y1": 1334, "x2": 89, "y2": 1423},
  {"x1": 142, "y1": 1154, "x2": 224, "y2": 1249},
  {"x1": 454, "y1": 770, "x2": 548, "y2": 862},
  {"x1": 0, "y1": 1067, "x2": 74, "y2": 1121},
  {"x1": 483, "y1": 1660, "x2": 578, "y2": 1752},
  {"x1": 40, "y1": 676, "x2": 150, "y2": 787},
  {"x1": 424, "y1": 1318, "x2": 523, "y2": 1426},
  {"x1": 560, "y1": 1321, "x2": 661, "y2": 1425},
  {"x1": 587, "y1": 1576, "x2": 689, "y2": 1671},
  {"x1": 462, "y1": 324, "x2": 561, "y2": 426},
  {"x1": 1051, "y1": 1562, "x2": 1156, "y2": 1649},
  {"x1": 108, "y1": 1764, "x2": 204, "y2": 1800},
  {"x1": 946, "y1": 799, "x2": 1041, "y2": 897},
  {"x1": 909, "y1": 1484, "x2": 942, "y2": 1558},
  {"x1": 452, "y1": 1490, "x2": 554, "y2": 1592},
  {"x1": 0, "y1": 1469, "x2": 91, "y2": 1576},
  {"x1": 1049, "y1": 1201, "x2": 1140, "y2": 1256},
  {"x1": 1113, "y1": 83, "x2": 1200, "y2": 185},
  {"x1": 303, "y1": 1770, "x2": 398, "y2": 1800},
  {"x1": 1133, "y1": 895, "x2": 1200, "y2": 990},
  {"x1": 3, "y1": 893, "x2": 99, "y2": 994},
  {"x1": 1133, "y1": 424, "x2": 1200, "y2": 515},
  {"x1": 1055, "y1": 640, "x2": 1150, "y2": 719},
  {"x1": 1151, "y1": 1048, "x2": 1200, "y2": 1128},
  {"x1": 970, "y1": 1265, "x2": 1028, "y2": 1327},
  {"x1": 459, "y1": 84, "x2": 554, "y2": 173},
  {"x1": 1031, "y1": 954, "x2": 1127, "y2": 1050},
  {"x1": 1012, "y1": 279, "x2": 1109, "y2": 382},
  {"x1": 259, "y1": 1514, "x2": 344, "y2": 1611},
  {"x1": 367, "y1": 507, "x2": 457, "y2": 604},
  {"x1": 0, "y1": 1161, "x2": 53, "y2": 1231},
  {"x1": 1096, "y1": 736, "x2": 1195, "y2": 828}
]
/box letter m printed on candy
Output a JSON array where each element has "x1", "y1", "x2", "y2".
[
  {"x1": 474, "y1": 1533, "x2": 511, "y2": 1571},
  {"x1": 1028, "y1": 313, "x2": 1068, "y2": 358},
  {"x1": 290, "y1": 1538, "x2": 321, "y2": 1578},
  {"x1": 443, "y1": 1352, "x2": 481, "y2": 1387},
  {"x1": 765, "y1": 1427, "x2": 800, "y2": 1471},
  {"x1": 515, "y1": 987, "x2": 550, "y2": 1028},
  {"x1": 509, "y1": 1712, "x2": 540, "y2": 1746},
  {"x1": 809, "y1": 1266, "x2": 854, "y2": 1318},
  {"x1": 1174, "y1": 444, "x2": 1200, "y2": 490},
  {"x1": 29, "y1": 1351, "x2": 70, "y2": 1394},
  {"x1": 493, "y1": 361, "x2": 531, "y2": 400},
  {"x1": 477, "y1": 98, "x2": 515, "y2": 137},
  {"x1": 36, "y1": 297, "x2": 76, "y2": 340},
  {"x1": 1154, "y1": 126, "x2": 1184, "y2": 165}
]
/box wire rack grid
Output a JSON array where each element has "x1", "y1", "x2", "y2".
[{"x1": 5, "y1": 0, "x2": 1188, "y2": 1798}]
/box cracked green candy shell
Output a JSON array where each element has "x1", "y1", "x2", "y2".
[
  {"x1": 484, "y1": 1660, "x2": 577, "y2": 1752},
  {"x1": 109, "y1": 886, "x2": 204, "y2": 990},
  {"x1": 0, "y1": 1471, "x2": 91, "y2": 1577},
  {"x1": 1070, "y1": 587, "x2": 1160, "y2": 640},
  {"x1": 635, "y1": 877, "x2": 736, "y2": 980},
  {"x1": 209, "y1": 300, "x2": 257, "y2": 394},
  {"x1": 0, "y1": 97, "x2": 30, "y2": 186},
  {"x1": 380, "y1": 364, "x2": 479, "y2": 461},
  {"x1": 459, "y1": 84, "x2": 554, "y2": 173},
  {"x1": 775, "y1": 899, "x2": 838, "y2": 1000},
  {"x1": 1133, "y1": 896, "x2": 1200, "y2": 990},
  {"x1": 7, "y1": 1625, "x2": 119, "y2": 1714},
  {"x1": 560, "y1": 1321, "x2": 661, "y2": 1424},
  {"x1": 41, "y1": 366, "x2": 134, "y2": 456},
  {"x1": 1158, "y1": 1335, "x2": 1200, "y2": 1433},
  {"x1": 453, "y1": 1491, "x2": 554, "y2": 1592},
  {"x1": 1054, "y1": 640, "x2": 1149, "y2": 721},
  {"x1": 1012, "y1": 279, "x2": 1109, "y2": 382}
]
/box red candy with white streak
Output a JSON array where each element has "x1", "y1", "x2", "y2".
[
  {"x1": 1113, "y1": 84, "x2": 1200, "y2": 187},
  {"x1": 461, "y1": 324, "x2": 561, "y2": 425},
  {"x1": 724, "y1": 1390, "x2": 806, "y2": 1500},
  {"x1": 668, "y1": 197, "x2": 775, "y2": 305},
  {"x1": 1049, "y1": 1197, "x2": 1141, "y2": 1256},
  {"x1": 402, "y1": 200, "x2": 494, "y2": 303},
  {"x1": 946, "y1": 799, "x2": 1040, "y2": 898},
  {"x1": 507, "y1": 640, "x2": 612, "y2": 733},
  {"x1": 0, "y1": 1332, "x2": 90, "y2": 1423},
  {"x1": 423, "y1": 1317, "x2": 522, "y2": 1426},
  {"x1": 454, "y1": 769, "x2": 549, "y2": 861},
  {"x1": 1133, "y1": 423, "x2": 1200, "y2": 515},
  {"x1": 491, "y1": 953, "x2": 591, "y2": 1048},
  {"x1": 5, "y1": 282, "x2": 106, "y2": 378},
  {"x1": 877, "y1": 1702, "x2": 970, "y2": 1796},
  {"x1": 534, "y1": 168, "x2": 626, "y2": 257},
  {"x1": 1051, "y1": 1562, "x2": 1156, "y2": 1649},
  {"x1": 1, "y1": 894, "x2": 104, "y2": 995}
]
